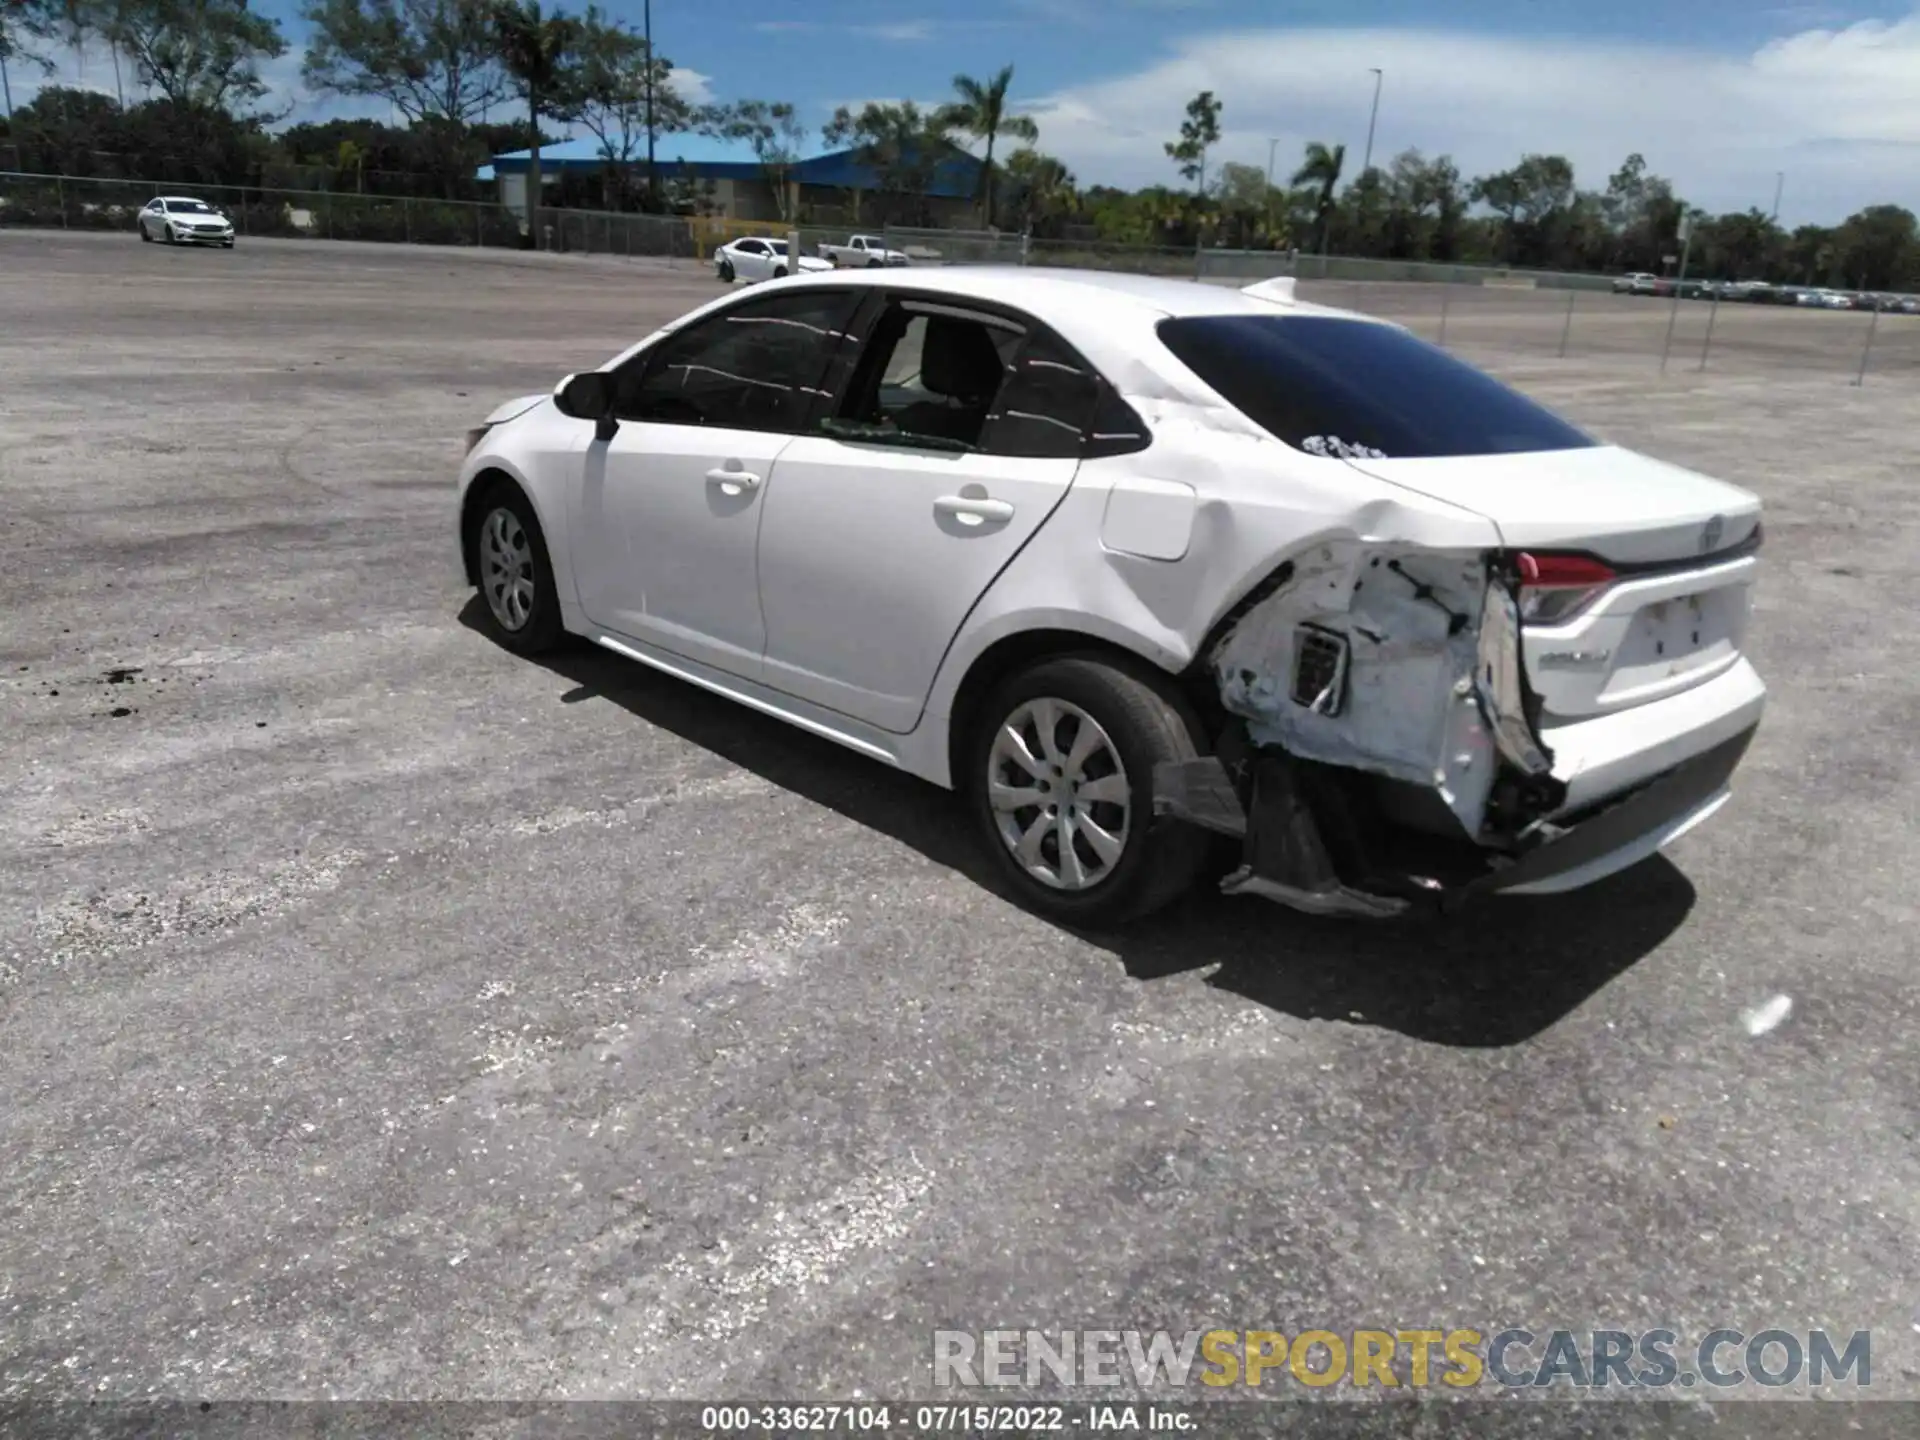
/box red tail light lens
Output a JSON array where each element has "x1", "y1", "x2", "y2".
[{"x1": 1515, "y1": 551, "x2": 1616, "y2": 624}]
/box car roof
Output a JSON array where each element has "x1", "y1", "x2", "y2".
[
  {"x1": 156, "y1": 195, "x2": 213, "y2": 203},
  {"x1": 779, "y1": 263, "x2": 1375, "y2": 328}
]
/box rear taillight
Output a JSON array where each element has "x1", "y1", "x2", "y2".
[{"x1": 1515, "y1": 551, "x2": 1616, "y2": 624}]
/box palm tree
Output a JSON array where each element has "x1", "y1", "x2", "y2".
[
  {"x1": 1291, "y1": 140, "x2": 1345, "y2": 255},
  {"x1": 938, "y1": 64, "x2": 1039, "y2": 229},
  {"x1": 490, "y1": 0, "x2": 580, "y2": 245}
]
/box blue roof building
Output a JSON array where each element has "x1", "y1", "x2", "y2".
[{"x1": 480, "y1": 133, "x2": 984, "y2": 225}]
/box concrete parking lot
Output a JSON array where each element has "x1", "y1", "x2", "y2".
[{"x1": 3, "y1": 231, "x2": 1918, "y2": 1419}]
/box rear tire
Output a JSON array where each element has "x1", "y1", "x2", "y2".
[
  {"x1": 773, "y1": 265, "x2": 787, "y2": 278},
  {"x1": 966, "y1": 654, "x2": 1213, "y2": 927},
  {"x1": 467, "y1": 480, "x2": 565, "y2": 656}
]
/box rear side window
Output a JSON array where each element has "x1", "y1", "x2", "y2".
[{"x1": 1156, "y1": 314, "x2": 1596, "y2": 459}]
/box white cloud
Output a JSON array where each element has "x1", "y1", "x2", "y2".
[
  {"x1": 668, "y1": 68, "x2": 714, "y2": 106},
  {"x1": 1019, "y1": 14, "x2": 1920, "y2": 224},
  {"x1": 852, "y1": 21, "x2": 938, "y2": 43}
]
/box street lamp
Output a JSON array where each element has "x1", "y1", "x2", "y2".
[
  {"x1": 1266, "y1": 135, "x2": 1283, "y2": 243},
  {"x1": 1362, "y1": 68, "x2": 1383, "y2": 177},
  {"x1": 644, "y1": 0, "x2": 657, "y2": 204},
  {"x1": 1770, "y1": 170, "x2": 1784, "y2": 224}
]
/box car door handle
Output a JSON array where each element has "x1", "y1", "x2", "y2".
[
  {"x1": 705, "y1": 466, "x2": 762, "y2": 493},
  {"x1": 934, "y1": 494, "x2": 1014, "y2": 525}
]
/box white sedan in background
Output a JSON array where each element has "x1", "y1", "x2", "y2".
[
  {"x1": 137, "y1": 195, "x2": 236, "y2": 247},
  {"x1": 713, "y1": 237, "x2": 832, "y2": 284},
  {"x1": 454, "y1": 268, "x2": 1765, "y2": 927}
]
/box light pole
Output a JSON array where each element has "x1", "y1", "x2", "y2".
[
  {"x1": 1266, "y1": 135, "x2": 1282, "y2": 246},
  {"x1": 644, "y1": 0, "x2": 657, "y2": 206},
  {"x1": 1769, "y1": 170, "x2": 1784, "y2": 224},
  {"x1": 1361, "y1": 68, "x2": 1383, "y2": 176}
]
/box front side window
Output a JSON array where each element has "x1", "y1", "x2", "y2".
[
  {"x1": 610, "y1": 289, "x2": 861, "y2": 433},
  {"x1": 1156, "y1": 313, "x2": 1597, "y2": 459}
]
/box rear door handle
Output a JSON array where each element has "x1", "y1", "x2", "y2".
[
  {"x1": 705, "y1": 466, "x2": 762, "y2": 494},
  {"x1": 934, "y1": 494, "x2": 1014, "y2": 525}
]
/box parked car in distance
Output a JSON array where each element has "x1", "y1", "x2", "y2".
[
  {"x1": 1612, "y1": 272, "x2": 1659, "y2": 295},
  {"x1": 137, "y1": 195, "x2": 235, "y2": 247},
  {"x1": 1796, "y1": 288, "x2": 1852, "y2": 310},
  {"x1": 454, "y1": 267, "x2": 1765, "y2": 927},
  {"x1": 820, "y1": 234, "x2": 911, "y2": 268},
  {"x1": 713, "y1": 237, "x2": 834, "y2": 285}
]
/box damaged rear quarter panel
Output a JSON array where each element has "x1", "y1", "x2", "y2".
[{"x1": 920, "y1": 424, "x2": 1505, "y2": 777}]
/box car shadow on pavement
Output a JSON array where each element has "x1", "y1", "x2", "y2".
[{"x1": 475, "y1": 607, "x2": 1696, "y2": 1049}]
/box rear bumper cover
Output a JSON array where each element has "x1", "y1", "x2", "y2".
[
  {"x1": 1461, "y1": 723, "x2": 1754, "y2": 901},
  {"x1": 1154, "y1": 722, "x2": 1758, "y2": 914}
]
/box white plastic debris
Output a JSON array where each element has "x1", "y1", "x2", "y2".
[{"x1": 1741, "y1": 995, "x2": 1793, "y2": 1036}]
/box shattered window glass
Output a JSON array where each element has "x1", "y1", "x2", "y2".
[{"x1": 1156, "y1": 314, "x2": 1598, "y2": 459}]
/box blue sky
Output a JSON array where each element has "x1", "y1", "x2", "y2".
[{"x1": 15, "y1": 2, "x2": 1920, "y2": 224}]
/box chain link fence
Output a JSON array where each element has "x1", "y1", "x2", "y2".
[
  {"x1": 0, "y1": 170, "x2": 704, "y2": 261},
  {"x1": 878, "y1": 226, "x2": 1917, "y2": 383}
]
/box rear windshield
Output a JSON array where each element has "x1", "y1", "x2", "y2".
[{"x1": 1156, "y1": 314, "x2": 1596, "y2": 460}]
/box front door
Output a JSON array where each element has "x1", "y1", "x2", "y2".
[
  {"x1": 572, "y1": 285, "x2": 865, "y2": 678},
  {"x1": 756, "y1": 299, "x2": 1104, "y2": 733}
]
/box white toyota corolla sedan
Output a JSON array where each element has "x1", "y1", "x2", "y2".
[{"x1": 455, "y1": 268, "x2": 1765, "y2": 925}]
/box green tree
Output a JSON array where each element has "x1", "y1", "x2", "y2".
[
  {"x1": 1, "y1": 2, "x2": 60, "y2": 122},
  {"x1": 1832, "y1": 204, "x2": 1918, "y2": 291},
  {"x1": 488, "y1": 0, "x2": 579, "y2": 241},
  {"x1": 1290, "y1": 139, "x2": 1344, "y2": 254},
  {"x1": 822, "y1": 100, "x2": 948, "y2": 226},
  {"x1": 936, "y1": 64, "x2": 1037, "y2": 228},
  {"x1": 1209, "y1": 160, "x2": 1273, "y2": 247},
  {"x1": 567, "y1": 5, "x2": 688, "y2": 208},
  {"x1": 713, "y1": 98, "x2": 807, "y2": 222},
  {"x1": 106, "y1": 0, "x2": 287, "y2": 112},
  {"x1": 301, "y1": 0, "x2": 506, "y2": 128},
  {"x1": 1164, "y1": 88, "x2": 1221, "y2": 191},
  {"x1": 1001, "y1": 145, "x2": 1076, "y2": 236},
  {"x1": 1470, "y1": 153, "x2": 1575, "y2": 265}
]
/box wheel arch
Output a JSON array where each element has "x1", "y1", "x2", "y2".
[
  {"x1": 460, "y1": 464, "x2": 553, "y2": 587},
  {"x1": 942, "y1": 626, "x2": 1213, "y2": 792}
]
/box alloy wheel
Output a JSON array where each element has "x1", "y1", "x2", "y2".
[
  {"x1": 986, "y1": 697, "x2": 1132, "y2": 891},
  {"x1": 480, "y1": 506, "x2": 537, "y2": 632}
]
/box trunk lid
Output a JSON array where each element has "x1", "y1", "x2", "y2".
[{"x1": 1347, "y1": 445, "x2": 1762, "y2": 721}]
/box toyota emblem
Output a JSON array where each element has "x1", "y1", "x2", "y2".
[{"x1": 1700, "y1": 514, "x2": 1725, "y2": 553}]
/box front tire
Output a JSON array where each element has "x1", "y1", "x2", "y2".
[
  {"x1": 717, "y1": 259, "x2": 734, "y2": 282},
  {"x1": 139, "y1": 223, "x2": 153, "y2": 243},
  {"x1": 967, "y1": 655, "x2": 1213, "y2": 927},
  {"x1": 468, "y1": 480, "x2": 564, "y2": 656}
]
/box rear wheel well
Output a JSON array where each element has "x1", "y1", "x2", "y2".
[
  {"x1": 461, "y1": 468, "x2": 521, "y2": 586},
  {"x1": 945, "y1": 629, "x2": 1214, "y2": 787}
]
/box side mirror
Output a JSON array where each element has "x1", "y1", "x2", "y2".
[{"x1": 555, "y1": 371, "x2": 619, "y2": 440}]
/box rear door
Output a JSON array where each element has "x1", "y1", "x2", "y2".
[{"x1": 754, "y1": 294, "x2": 1099, "y2": 733}]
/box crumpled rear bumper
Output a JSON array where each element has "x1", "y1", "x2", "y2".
[{"x1": 1153, "y1": 722, "x2": 1758, "y2": 915}]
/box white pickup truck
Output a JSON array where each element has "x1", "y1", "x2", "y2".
[{"x1": 817, "y1": 233, "x2": 911, "y2": 268}]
